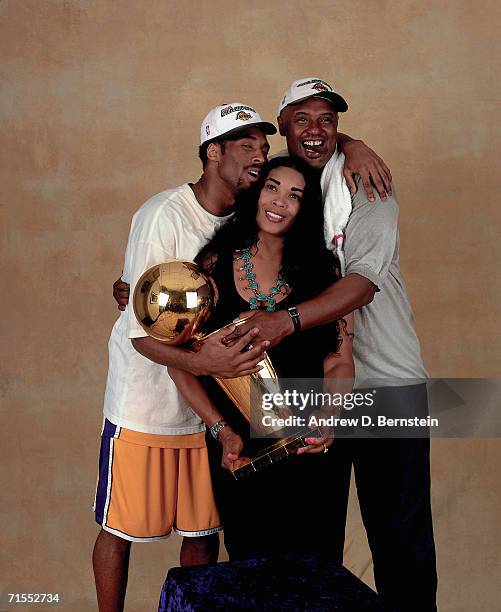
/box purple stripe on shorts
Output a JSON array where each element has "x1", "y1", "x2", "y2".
[
  {"x1": 94, "y1": 421, "x2": 116, "y2": 525},
  {"x1": 102, "y1": 418, "x2": 118, "y2": 438}
]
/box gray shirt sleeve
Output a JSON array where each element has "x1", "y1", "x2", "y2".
[{"x1": 344, "y1": 177, "x2": 399, "y2": 290}]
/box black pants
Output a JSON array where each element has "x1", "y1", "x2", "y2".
[
  {"x1": 338, "y1": 383, "x2": 437, "y2": 612},
  {"x1": 208, "y1": 383, "x2": 437, "y2": 612}
]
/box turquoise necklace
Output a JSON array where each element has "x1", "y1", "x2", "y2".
[{"x1": 235, "y1": 245, "x2": 288, "y2": 311}]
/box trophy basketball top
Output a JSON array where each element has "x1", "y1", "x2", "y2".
[{"x1": 132, "y1": 260, "x2": 218, "y2": 345}]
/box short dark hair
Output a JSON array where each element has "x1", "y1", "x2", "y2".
[{"x1": 198, "y1": 128, "x2": 257, "y2": 168}]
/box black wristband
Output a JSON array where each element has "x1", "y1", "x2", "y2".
[{"x1": 287, "y1": 306, "x2": 301, "y2": 333}]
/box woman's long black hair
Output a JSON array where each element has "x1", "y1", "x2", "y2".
[{"x1": 195, "y1": 156, "x2": 340, "y2": 300}]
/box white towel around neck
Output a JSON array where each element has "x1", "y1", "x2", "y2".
[
  {"x1": 274, "y1": 148, "x2": 353, "y2": 275},
  {"x1": 320, "y1": 148, "x2": 353, "y2": 276}
]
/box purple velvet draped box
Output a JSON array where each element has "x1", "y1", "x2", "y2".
[{"x1": 158, "y1": 556, "x2": 384, "y2": 611}]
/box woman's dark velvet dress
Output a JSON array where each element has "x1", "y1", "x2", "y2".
[{"x1": 203, "y1": 248, "x2": 352, "y2": 562}]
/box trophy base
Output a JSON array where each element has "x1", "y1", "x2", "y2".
[{"x1": 231, "y1": 428, "x2": 323, "y2": 480}]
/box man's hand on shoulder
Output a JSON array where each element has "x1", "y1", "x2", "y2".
[
  {"x1": 113, "y1": 277, "x2": 130, "y2": 311},
  {"x1": 339, "y1": 138, "x2": 392, "y2": 203}
]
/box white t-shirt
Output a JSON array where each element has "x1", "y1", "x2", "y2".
[{"x1": 103, "y1": 183, "x2": 233, "y2": 434}]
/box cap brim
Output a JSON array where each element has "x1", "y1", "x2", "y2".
[
  {"x1": 313, "y1": 92, "x2": 348, "y2": 112},
  {"x1": 288, "y1": 91, "x2": 348, "y2": 113},
  {"x1": 215, "y1": 121, "x2": 277, "y2": 141},
  {"x1": 255, "y1": 121, "x2": 277, "y2": 135}
]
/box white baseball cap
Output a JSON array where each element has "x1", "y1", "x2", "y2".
[
  {"x1": 200, "y1": 102, "x2": 276, "y2": 145},
  {"x1": 278, "y1": 78, "x2": 348, "y2": 115}
]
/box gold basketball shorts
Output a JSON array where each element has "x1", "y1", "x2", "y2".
[{"x1": 93, "y1": 419, "x2": 221, "y2": 542}]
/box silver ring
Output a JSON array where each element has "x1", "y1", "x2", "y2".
[
  {"x1": 323, "y1": 444, "x2": 329, "y2": 454},
  {"x1": 247, "y1": 343, "x2": 254, "y2": 351}
]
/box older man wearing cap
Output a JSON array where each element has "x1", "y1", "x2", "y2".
[
  {"x1": 92, "y1": 103, "x2": 282, "y2": 612},
  {"x1": 223, "y1": 78, "x2": 437, "y2": 611}
]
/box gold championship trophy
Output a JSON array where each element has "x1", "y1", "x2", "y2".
[{"x1": 133, "y1": 260, "x2": 320, "y2": 479}]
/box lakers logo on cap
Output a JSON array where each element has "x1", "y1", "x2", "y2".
[
  {"x1": 312, "y1": 83, "x2": 328, "y2": 92},
  {"x1": 236, "y1": 111, "x2": 252, "y2": 121}
]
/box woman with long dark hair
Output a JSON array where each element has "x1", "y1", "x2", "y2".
[{"x1": 169, "y1": 157, "x2": 354, "y2": 561}]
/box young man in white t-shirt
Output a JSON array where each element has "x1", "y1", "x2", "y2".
[{"x1": 93, "y1": 104, "x2": 278, "y2": 612}]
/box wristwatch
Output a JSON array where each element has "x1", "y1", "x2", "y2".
[
  {"x1": 287, "y1": 306, "x2": 301, "y2": 333},
  {"x1": 210, "y1": 420, "x2": 227, "y2": 441}
]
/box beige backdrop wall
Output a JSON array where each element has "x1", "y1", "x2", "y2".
[{"x1": 2, "y1": 1, "x2": 500, "y2": 610}]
